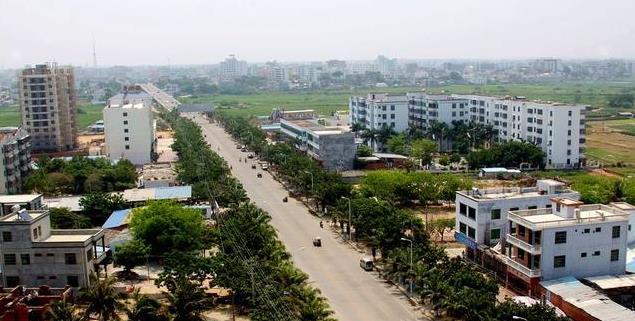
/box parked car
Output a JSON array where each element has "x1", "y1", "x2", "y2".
[{"x1": 359, "y1": 257, "x2": 373, "y2": 271}]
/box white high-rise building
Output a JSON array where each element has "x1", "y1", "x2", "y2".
[
  {"x1": 219, "y1": 55, "x2": 247, "y2": 80},
  {"x1": 455, "y1": 95, "x2": 586, "y2": 168},
  {"x1": 104, "y1": 103, "x2": 155, "y2": 165},
  {"x1": 349, "y1": 93, "x2": 409, "y2": 133}
]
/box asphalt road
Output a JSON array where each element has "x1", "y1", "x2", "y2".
[{"x1": 188, "y1": 114, "x2": 425, "y2": 321}]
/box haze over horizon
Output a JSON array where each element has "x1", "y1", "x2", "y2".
[{"x1": 2, "y1": 0, "x2": 635, "y2": 68}]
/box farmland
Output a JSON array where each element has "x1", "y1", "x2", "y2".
[
  {"x1": 0, "y1": 102, "x2": 103, "y2": 129},
  {"x1": 586, "y1": 118, "x2": 635, "y2": 166}
]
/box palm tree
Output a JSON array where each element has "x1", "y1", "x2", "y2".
[
  {"x1": 165, "y1": 277, "x2": 212, "y2": 321},
  {"x1": 350, "y1": 122, "x2": 365, "y2": 137},
  {"x1": 428, "y1": 121, "x2": 449, "y2": 152},
  {"x1": 376, "y1": 125, "x2": 395, "y2": 152},
  {"x1": 127, "y1": 290, "x2": 170, "y2": 321},
  {"x1": 360, "y1": 128, "x2": 379, "y2": 151},
  {"x1": 46, "y1": 300, "x2": 82, "y2": 321},
  {"x1": 80, "y1": 273, "x2": 127, "y2": 321}
]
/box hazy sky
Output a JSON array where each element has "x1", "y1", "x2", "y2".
[{"x1": 2, "y1": 0, "x2": 635, "y2": 68}]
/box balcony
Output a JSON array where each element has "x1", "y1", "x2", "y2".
[
  {"x1": 506, "y1": 257, "x2": 541, "y2": 278},
  {"x1": 506, "y1": 234, "x2": 541, "y2": 254}
]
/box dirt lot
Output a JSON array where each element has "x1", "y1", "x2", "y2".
[{"x1": 587, "y1": 120, "x2": 635, "y2": 165}]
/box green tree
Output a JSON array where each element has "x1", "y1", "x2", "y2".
[
  {"x1": 356, "y1": 144, "x2": 373, "y2": 157},
  {"x1": 387, "y1": 133, "x2": 407, "y2": 155},
  {"x1": 165, "y1": 277, "x2": 212, "y2": 321},
  {"x1": 114, "y1": 240, "x2": 150, "y2": 276},
  {"x1": 49, "y1": 207, "x2": 92, "y2": 229},
  {"x1": 496, "y1": 299, "x2": 569, "y2": 321},
  {"x1": 127, "y1": 291, "x2": 170, "y2": 321},
  {"x1": 45, "y1": 300, "x2": 82, "y2": 321},
  {"x1": 79, "y1": 192, "x2": 127, "y2": 226},
  {"x1": 410, "y1": 139, "x2": 437, "y2": 168},
  {"x1": 129, "y1": 200, "x2": 205, "y2": 254},
  {"x1": 80, "y1": 273, "x2": 127, "y2": 321}
]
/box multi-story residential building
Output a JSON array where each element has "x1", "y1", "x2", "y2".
[
  {"x1": 0, "y1": 127, "x2": 31, "y2": 194},
  {"x1": 104, "y1": 103, "x2": 155, "y2": 165},
  {"x1": 456, "y1": 95, "x2": 587, "y2": 168},
  {"x1": 279, "y1": 118, "x2": 355, "y2": 171},
  {"x1": 505, "y1": 198, "x2": 630, "y2": 295},
  {"x1": 401, "y1": 92, "x2": 588, "y2": 168},
  {"x1": 17, "y1": 63, "x2": 77, "y2": 152},
  {"x1": 219, "y1": 55, "x2": 248, "y2": 80},
  {"x1": 455, "y1": 179, "x2": 581, "y2": 250},
  {"x1": 0, "y1": 207, "x2": 107, "y2": 288},
  {"x1": 349, "y1": 93, "x2": 409, "y2": 133},
  {"x1": 407, "y1": 93, "x2": 470, "y2": 131}
]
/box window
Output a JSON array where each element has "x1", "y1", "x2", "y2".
[
  {"x1": 37, "y1": 276, "x2": 45, "y2": 280},
  {"x1": 49, "y1": 276, "x2": 57, "y2": 280},
  {"x1": 20, "y1": 254, "x2": 30, "y2": 265},
  {"x1": 490, "y1": 209, "x2": 501, "y2": 220},
  {"x1": 581, "y1": 252, "x2": 587, "y2": 258},
  {"x1": 37, "y1": 226, "x2": 41, "y2": 237},
  {"x1": 611, "y1": 249, "x2": 619, "y2": 262},
  {"x1": 467, "y1": 227, "x2": 475, "y2": 238},
  {"x1": 32, "y1": 228, "x2": 38, "y2": 239},
  {"x1": 583, "y1": 228, "x2": 590, "y2": 234},
  {"x1": 65, "y1": 253, "x2": 77, "y2": 265},
  {"x1": 612, "y1": 226, "x2": 621, "y2": 238},
  {"x1": 510, "y1": 207, "x2": 519, "y2": 212},
  {"x1": 593, "y1": 251, "x2": 601, "y2": 256},
  {"x1": 124, "y1": 128, "x2": 129, "y2": 133},
  {"x1": 123, "y1": 120, "x2": 128, "y2": 125},
  {"x1": 67, "y1": 276, "x2": 79, "y2": 287},
  {"x1": 125, "y1": 145, "x2": 130, "y2": 150},
  {"x1": 2, "y1": 232, "x2": 12, "y2": 242},
  {"x1": 468, "y1": 207, "x2": 476, "y2": 220},
  {"x1": 4, "y1": 254, "x2": 16, "y2": 265},
  {"x1": 34, "y1": 253, "x2": 42, "y2": 257},
  {"x1": 459, "y1": 222, "x2": 467, "y2": 234},
  {"x1": 124, "y1": 137, "x2": 129, "y2": 141},
  {"x1": 123, "y1": 112, "x2": 128, "y2": 117},
  {"x1": 518, "y1": 248, "x2": 525, "y2": 260},
  {"x1": 555, "y1": 231, "x2": 567, "y2": 244},
  {"x1": 490, "y1": 228, "x2": 501, "y2": 240},
  {"x1": 5, "y1": 276, "x2": 20, "y2": 287},
  {"x1": 595, "y1": 227, "x2": 601, "y2": 233},
  {"x1": 553, "y1": 255, "x2": 566, "y2": 268},
  {"x1": 46, "y1": 253, "x2": 54, "y2": 257},
  {"x1": 459, "y1": 203, "x2": 467, "y2": 215}
]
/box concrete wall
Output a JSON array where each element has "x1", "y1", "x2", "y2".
[
  {"x1": 104, "y1": 104, "x2": 155, "y2": 165},
  {"x1": 540, "y1": 221, "x2": 627, "y2": 280}
]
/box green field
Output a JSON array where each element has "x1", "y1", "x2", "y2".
[
  {"x1": 0, "y1": 105, "x2": 20, "y2": 127},
  {"x1": 180, "y1": 81, "x2": 635, "y2": 118},
  {"x1": 0, "y1": 103, "x2": 103, "y2": 129}
]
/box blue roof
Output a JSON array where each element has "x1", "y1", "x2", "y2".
[
  {"x1": 154, "y1": 186, "x2": 191, "y2": 200},
  {"x1": 102, "y1": 209, "x2": 132, "y2": 229}
]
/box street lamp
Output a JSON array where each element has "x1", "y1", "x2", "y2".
[
  {"x1": 341, "y1": 196, "x2": 352, "y2": 241},
  {"x1": 401, "y1": 237, "x2": 413, "y2": 294}
]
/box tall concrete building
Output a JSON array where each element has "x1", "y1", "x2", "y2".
[
  {"x1": 0, "y1": 127, "x2": 31, "y2": 194},
  {"x1": 219, "y1": 55, "x2": 247, "y2": 80},
  {"x1": 349, "y1": 93, "x2": 409, "y2": 133},
  {"x1": 17, "y1": 64, "x2": 77, "y2": 152},
  {"x1": 104, "y1": 103, "x2": 155, "y2": 165}
]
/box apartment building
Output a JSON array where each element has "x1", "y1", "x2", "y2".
[
  {"x1": 104, "y1": 103, "x2": 155, "y2": 165},
  {"x1": 219, "y1": 55, "x2": 248, "y2": 80},
  {"x1": 280, "y1": 118, "x2": 355, "y2": 171},
  {"x1": 17, "y1": 63, "x2": 77, "y2": 152},
  {"x1": 456, "y1": 95, "x2": 587, "y2": 168},
  {"x1": 0, "y1": 128, "x2": 31, "y2": 194},
  {"x1": 0, "y1": 207, "x2": 107, "y2": 288},
  {"x1": 349, "y1": 93, "x2": 409, "y2": 133},
  {"x1": 407, "y1": 93, "x2": 470, "y2": 131},
  {"x1": 505, "y1": 198, "x2": 630, "y2": 295},
  {"x1": 455, "y1": 179, "x2": 581, "y2": 249}
]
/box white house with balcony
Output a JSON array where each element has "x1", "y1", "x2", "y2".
[{"x1": 505, "y1": 197, "x2": 630, "y2": 296}]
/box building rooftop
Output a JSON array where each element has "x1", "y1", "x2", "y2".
[
  {"x1": 585, "y1": 274, "x2": 635, "y2": 290},
  {"x1": 105, "y1": 103, "x2": 147, "y2": 109},
  {"x1": 0, "y1": 194, "x2": 41, "y2": 204},
  {"x1": 43, "y1": 196, "x2": 83, "y2": 212},
  {"x1": 102, "y1": 209, "x2": 132, "y2": 229},
  {"x1": 122, "y1": 185, "x2": 192, "y2": 202},
  {"x1": 541, "y1": 276, "x2": 635, "y2": 321},
  {"x1": 509, "y1": 204, "x2": 630, "y2": 229},
  {"x1": 0, "y1": 210, "x2": 47, "y2": 223},
  {"x1": 458, "y1": 185, "x2": 574, "y2": 201}
]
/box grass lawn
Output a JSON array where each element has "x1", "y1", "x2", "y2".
[
  {"x1": 0, "y1": 102, "x2": 103, "y2": 129},
  {"x1": 182, "y1": 81, "x2": 635, "y2": 118},
  {"x1": 0, "y1": 105, "x2": 20, "y2": 127}
]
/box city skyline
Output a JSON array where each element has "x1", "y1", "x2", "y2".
[{"x1": 2, "y1": 0, "x2": 635, "y2": 68}]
